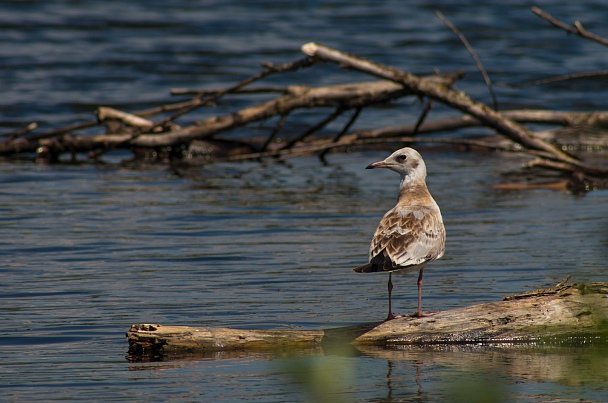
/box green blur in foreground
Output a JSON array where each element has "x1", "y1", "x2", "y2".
[{"x1": 274, "y1": 340, "x2": 608, "y2": 402}]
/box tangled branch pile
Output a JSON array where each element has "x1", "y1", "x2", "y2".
[{"x1": 2, "y1": 7, "x2": 607, "y2": 191}]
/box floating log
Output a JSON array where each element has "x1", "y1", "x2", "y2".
[{"x1": 126, "y1": 281, "x2": 608, "y2": 357}]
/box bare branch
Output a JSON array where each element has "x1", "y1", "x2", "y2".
[
  {"x1": 3, "y1": 122, "x2": 38, "y2": 142},
  {"x1": 531, "y1": 6, "x2": 608, "y2": 47},
  {"x1": 349, "y1": 110, "x2": 608, "y2": 139},
  {"x1": 331, "y1": 107, "x2": 362, "y2": 143},
  {"x1": 412, "y1": 99, "x2": 434, "y2": 136},
  {"x1": 151, "y1": 57, "x2": 319, "y2": 131},
  {"x1": 435, "y1": 10, "x2": 498, "y2": 110},
  {"x1": 301, "y1": 42, "x2": 578, "y2": 165},
  {"x1": 501, "y1": 70, "x2": 608, "y2": 88},
  {"x1": 261, "y1": 114, "x2": 288, "y2": 152},
  {"x1": 319, "y1": 107, "x2": 362, "y2": 159},
  {"x1": 24, "y1": 120, "x2": 100, "y2": 142},
  {"x1": 280, "y1": 106, "x2": 346, "y2": 150},
  {"x1": 3, "y1": 39, "x2": 606, "y2": 187},
  {"x1": 170, "y1": 86, "x2": 289, "y2": 97}
]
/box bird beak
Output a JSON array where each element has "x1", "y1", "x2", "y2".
[{"x1": 366, "y1": 160, "x2": 389, "y2": 169}]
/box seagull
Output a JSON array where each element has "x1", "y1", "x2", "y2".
[{"x1": 354, "y1": 147, "x2": 445, "y2": 320}]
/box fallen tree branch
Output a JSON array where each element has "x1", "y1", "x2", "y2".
[
  {"x1": 301, "y1": 42, "x2": 607, "y2": 177},
  {"x1": 0, "y1": 77, "x2": 460, "y2": 155},
  {"x1": 301, "y1": 43, "x2": 575, "y2": 161},
  {"x1": 126, "y1": 281, "x2": 608, "y2": 356},
  {"x1": 2, "y1": 38, "x2": 606, "y2": 188}
]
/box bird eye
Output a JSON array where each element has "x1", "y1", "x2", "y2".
[{"x1": 397, "y1": 154, "x2": 407, "y2": 162}]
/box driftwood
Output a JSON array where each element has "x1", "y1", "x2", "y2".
[
  {"x1": 127, "y1": 281, "x2": 608, "y2": 358},
  {"x1": 3, "y1": 8, "x2": 608, "y2": 190},
  {"x1": 301, "y1": 43, "x2": 605, "y2": 176},
  {"x1": 0, "y1": 76, "x2": 460, "y2": 154}
]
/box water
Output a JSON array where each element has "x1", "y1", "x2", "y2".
[{"x1": 1, "y1": 1, "x2": 608, "y2": 401}]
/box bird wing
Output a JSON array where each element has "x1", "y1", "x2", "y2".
[{"x1": 369, "y1": 206, "x2": 445, "y2": 269}]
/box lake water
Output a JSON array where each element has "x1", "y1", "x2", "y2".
[{"x1": 1, "y1": 1, "x2": 607, "y2": 401}]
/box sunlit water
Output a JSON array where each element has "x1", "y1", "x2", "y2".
[{"x1": 1, "y1": 1, "x2": 608, "y2": 401}]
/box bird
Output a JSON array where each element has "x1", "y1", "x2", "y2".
[{"x1": 354, "y1": 147, "x2": 445, "y2": 321}]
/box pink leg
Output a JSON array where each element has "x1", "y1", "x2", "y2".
[
  {"x1": 415, "y1": 268, "x2": 424, "y2": 316},
  {"x1": 411, "y1": 268, "x2": 437, "y2": 318},
  {"x1": 386, "y1": 272, "x2": 395, "y2": 321}
]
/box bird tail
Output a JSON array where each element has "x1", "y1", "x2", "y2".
[{"x1": 353, "y1": 263, "x2": 374, "y2": 273}]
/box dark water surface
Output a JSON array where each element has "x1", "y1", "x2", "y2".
[{"x1": 2, "y1": 1, "x2": 608, "y2": 401}]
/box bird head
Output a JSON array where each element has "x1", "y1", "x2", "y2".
[{"x1": 366, "y1": 147, "x2": 427, "y2": 181}]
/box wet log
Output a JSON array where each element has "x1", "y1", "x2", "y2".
[{"x1": 127, "y1": 281, "x2": 608, "y2": 355}]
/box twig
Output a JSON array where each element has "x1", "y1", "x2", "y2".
[
  {"x1": 412, "y1": 99, "x2": 434, "y2": 136},
  {"x1": 9, "y1": 99, "x2": 199, "y2": 144},
  {"x1": 135, "y1": 99, "x2": 214, "y2": 118},
  {"x1": 24, "y1": 120, "x2": 101, "y2": 142},
  {"x1": 526, "y1": 158, "x2": 578, "y2": 172},
  {"x1": 170, "y1": 86, "x2": 289, "y2": 96},
  {"x1": 435, "y1": 10, "x2": 498, "y2": 110},
  {"x1": 261, "y1": 114, "x2": 288, "y2": 152},
  {"x1": 348, "y1": 109, "x2": 608, "y2": 139},
  {"x1": 531, "y1": 6, "x2": 608, "y2": 47},
  {"x1": 319, "y1": 107, "x2": 362, "y2": 159},
  {"x1": 501, "y1": 70, "x2": 608, "y2": 88},
  {"x1": 7, "y1": 60, "x2": 315, "y2": 145},
  {"x1": 3, "y1": 122, "x2": 38, "y2": 142},
  {"x1": 280, "y1": 106, "x2": 346, "y2": 150},
  {"x1": 151, "y1": 57, "x2": 317, "y2": 130}
]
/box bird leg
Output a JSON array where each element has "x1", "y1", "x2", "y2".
[
  {"x1": 411, "y1": 268, "x2": 436, "y2": 317},
  {"x1": 385, "y1": 272, "x2": 404, "y2": 321},
  {"x1": 386, "y1": 272, "x2": 396, "y2": 320},
  {"x1": 414, "y1": 268, "x2": 424, "y2": 316}
]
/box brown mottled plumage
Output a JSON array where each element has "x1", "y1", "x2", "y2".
[{"x1": 354, "y1": 147, "x2": 445, "y2": 320}]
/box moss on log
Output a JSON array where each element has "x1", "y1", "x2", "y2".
[{"x1": 126, "y1": 282, "x2": 608, "y2": 356}]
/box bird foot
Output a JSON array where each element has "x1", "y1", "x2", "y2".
[
  {"x1": 385, "y1": 313, "x2": 408, "y2": 321},
  {"x1": 410, "y1": 310, "x2": 437, "y2": 318}
]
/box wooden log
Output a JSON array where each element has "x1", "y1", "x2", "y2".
[
  {"x1": 126, "y1": 282, "x2": 608, "y2": 356},
  {"x1": 357, "y1": 281, "x2": 608, "y2": 345},
  {"x1": 127, "y1": 324, "x2": 326, "y2": 354}
]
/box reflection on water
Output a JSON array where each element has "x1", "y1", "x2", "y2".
[
  {"x1": 279, "y1": 343, "x2": 608, "y2": 402},
  {"x1": 124, "y1": 342, "x2": 608, "y2": 402}
]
